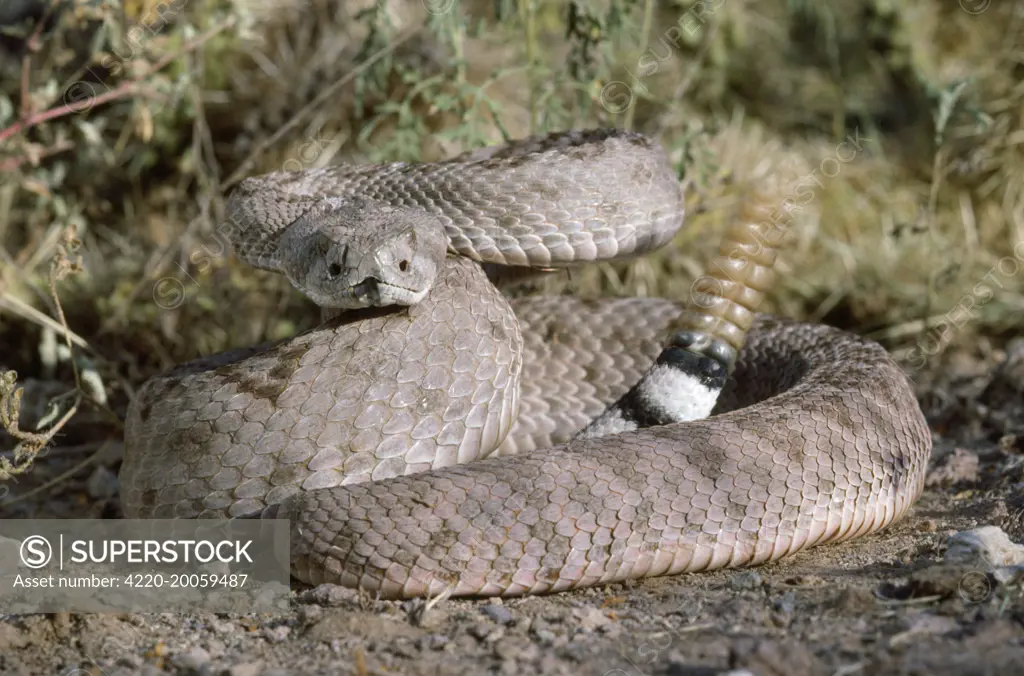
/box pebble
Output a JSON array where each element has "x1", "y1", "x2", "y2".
[
  {"x1": 729, "y1": 571, "x2": 763, "y2": 591},
  {"x1": 108, "y1": 668, "x2": 153, "y2": 676},
  {"x1": 571, "y1": 606, "x2": 611, "y2": 632},
  {"x1": 0, "y1": 623, "x2": 29, "y2": 651},
  {"x1": 772, "y1": 591, "x2": 796, "y2": 614},
  {"x1": 172, "y1": 647, "x2": 210, "y2": 670},
  {"x1": 204, "y1": 639, "x2": 226, "y2": 656},
  {"x1": 561, "y1": 642, "x2": 591, "y2": 662},
  {"x1": 480, "y1": 604, "x2": 514, "y2": 625},
  {"x1": 944, "y1": 526, "x2": 1024, "y2": 583},
  {"x1": 925, "y1": 448, "x2": 979, "y2": 487},
  {"x1": 833, "y1": 587, "x2": 876, "y2": 614},
  {"x1": 210, "y1": 619, "x2": 235, "y2": 635},
  {"x1": 390, "y1": 640, "x2": 420, "y2": 659},
  {"x1": 533, "y1": 628, "x2": 556, "y2": 645},
  {"x1": 889, "y1": 613, "x2": 959, "y2": 647},
  {"x1": 494, "y1": 639, "x2": 539, "y2": 663},
  {"x1": 262, "y1": 625, "x2": 291, "y2": 643},
  {"x1": 730, "y1": 638, "x2": 825, "y2": 676},
  {"x1": 470, "y1": 624, "x2": 503, "y2": 642},
  {"x1": 297, "y1": 604, "x2": 323, "y2": 625},
  {"x1": 299, "y1": 584, "x2": 361, "y2": 606},
  {"x1": 226, "y1": 663, "x2": 264, "y2": 676},
  {"x1": 417, "y1": 634, "x2": 450, "y2": 651},
  {"x1": 116, "y1": 654, "x2": 143, "y2": 669}
]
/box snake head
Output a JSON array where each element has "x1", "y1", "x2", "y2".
[{"x1": 278, "y1": 197, "x2": 448, "y2": 310}]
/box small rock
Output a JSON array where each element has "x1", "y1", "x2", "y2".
[
  {"x1": 470, "y1": 624, "x2": 498, "y2": 641},
  {"x1": 499, "y1": 638, "x2": 540, "y2": 663},
  {"x1": 297, "y1": 604, "x2": 323, "y2": 625},
  {"x1": 833, "y1": 587, "x2": 876, "y2": 614},
  {"x1": 261, "y1": 625, "x2": 291, "y2": 643},
  {"x1": 417, "y1": 634, "x2": 449, "y2": 651},
  {"x1": 204, "y1": 639, "x2": 226, "y2": 656},
  {"x1": 51, "y1": 612, "x2": 71, "y2": 639},
  {"x1": 944, "y1": 526, "x2": 1024, "y2": 583},
  {"x1": 730, "y1": 638, "x2": 825, "y2": 676},
  {"x1": 173, "y1": 647, "x2": 210, "y2": 670},
  {"x1": 889, "y1": 612, "x2": 959, "y2": 648},
  {"x1": 107, "y1": 667, "x2": 147, "y2": 676},
  {"x1": 139, "y1": 666, "x2": 168, "y2": 676},
  {"x1": 390, "y1": 640, "x2": 420, "y2": 659},
  {"x1": 561, "y1": 642, "x2": 591, "y2": 662},
  {"x1": 925, "y1": 448, "x2": 979, "y2": 487},
  {"x1": 299, "y1": 583, "x2": 361, "y2": 606},
  {"x1": 492, "y1": 639, "x2": 519, "y2": 662},
  {"x1": 86, "y1": 465, "x2": 120, "y2": 499},
  {"x1": 571, "y1": 606, "x2": 611, "y2": 632},
  {"x1": 0, "y1": 622, "x2": 29, "y2": 651},
  {"x1": 533, "y1": 628, "x2": 556, "y2": 645},
  {"x1": 115, "y1": 654, "x2": 143, "y2": 669},
  {"x1": 729, "y1": 571, "x2": 763, "y2": 591},
  {"x1": 772, "y1": 591, "x2": 796, "y2": 614},
  {"x1": 480, "y1": 604, "x2": 514, "y2": 625},
  {"x1": 210, "y1": 619, "x2": 235, "y2": 635},
  {"x1": 226, "y1": 663, "x2": 264, "y2": 676},
  {"x1": 305, "y1": 612, "x2": 419, "y2": 644}
]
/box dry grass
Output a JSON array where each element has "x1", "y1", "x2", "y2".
[{"x1": 0, "y1": 0, "x2": 1022, "y2": 466}]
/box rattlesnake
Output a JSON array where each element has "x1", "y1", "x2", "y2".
[{"x1": 121, "y1": 129, "x2": 931, "y2": 598}]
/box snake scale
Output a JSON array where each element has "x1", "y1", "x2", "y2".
[{"x1": 122, "y1": 129, "x2": 932, "y2": 598}]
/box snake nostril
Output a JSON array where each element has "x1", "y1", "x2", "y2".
[
  {"x1": 399, "y1": 260, "x2": 410, "y2": 272},
  {"x1": 327, "y1": 263, "x2": 342, "y2": 278}
]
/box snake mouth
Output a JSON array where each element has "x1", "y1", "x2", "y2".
[{"x1": 348, "y1": 278, "x2": 427, "y2": 307}]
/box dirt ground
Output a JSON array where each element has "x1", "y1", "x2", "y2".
[
  {"x1": 1, "y1": 2, "x2": 1023, "y2": 674},
  {"x1": 1, "y1": 338, "x2": 1022, "y2": 676}
]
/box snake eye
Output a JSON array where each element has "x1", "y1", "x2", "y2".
[{"x1": 327, "y1": 263, "x2": 342, "y2": 278}]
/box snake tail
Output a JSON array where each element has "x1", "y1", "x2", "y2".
[
  {"x1": 668, "y1": 185, "x2": 782, "y2": 371},
  {"x1": 578, "y1": 186, "x2": 783, "y2": 438}
]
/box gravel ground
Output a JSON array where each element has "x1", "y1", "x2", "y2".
[{"x1": 1, "y1": 343, "x2": 1023, "y2": 676}]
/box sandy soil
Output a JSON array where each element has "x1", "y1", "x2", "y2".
[{"x1": 1, "y1": 342, "x2": 1023, "y2": 676}]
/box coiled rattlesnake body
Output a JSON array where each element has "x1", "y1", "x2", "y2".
[{"x1": 122, "y1": 129, "x2": 931, "y2": 598}]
